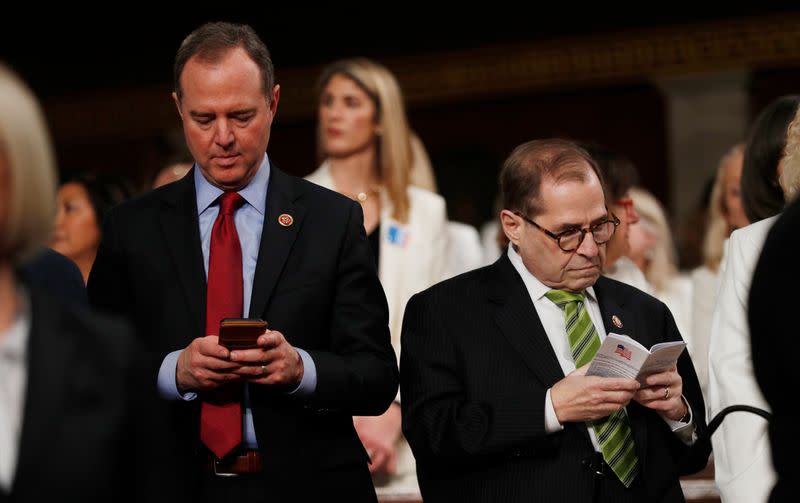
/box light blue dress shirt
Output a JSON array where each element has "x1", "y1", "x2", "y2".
[{"x1": 157, "y1": 154, "x2": 317, "y2": 449}]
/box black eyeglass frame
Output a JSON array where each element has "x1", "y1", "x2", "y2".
[{"x1": 513, "y1": 211, "x2": 620, "y2": 252}]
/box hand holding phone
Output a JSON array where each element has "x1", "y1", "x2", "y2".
[{"x1": 218, "y1": 318, "x2": 267, "y2": 350}]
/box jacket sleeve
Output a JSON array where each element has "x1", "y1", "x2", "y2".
[
  {"x1": 305, "y1": 200, "x2": 399, "y2": 416},
  {"x1": 400, "y1": 291, "x2": 551, "y2": 465}
]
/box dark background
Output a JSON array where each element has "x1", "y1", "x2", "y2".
[
  {"x1": 3, "y1": 7, "x2": 799, "y2": 267},
  {"x1": 4, "y1": 8, "x2": 795, "y2": 96}
]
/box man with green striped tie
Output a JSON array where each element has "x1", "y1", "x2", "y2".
[{"x1": 401, "y1": 138, "x2": 709, "y2": 502}]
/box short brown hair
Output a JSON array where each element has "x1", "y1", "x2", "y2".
[
  {"x1": 500, "y1": 138, "x2": 603, "y2": 217},
  {"x1": 174, "y1": 21, "x2": 274, "y2": 101}
]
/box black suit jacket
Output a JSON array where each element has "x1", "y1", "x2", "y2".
[
  {"x1": 749, "y1": 197, "x2": 800, "y2": 503},
  {"x1": 86, "y1": 166, "x2": 398, "y2": 501},
  {"x1": 400, "y1": 255, "x2": 709, "y2": 503},
  {"x1": 7, "y1": 285, "x2": 176, "y2": 502},
  {"x1": 18, "y1": 248, "x2": 86, "y2": 305}
]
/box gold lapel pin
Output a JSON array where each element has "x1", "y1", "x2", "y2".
[
  {"x1": 278, "y1": 213, "x2": 293, "y2": 227},
  {"x1": 612, "y1": 315, "x2": 623, "y2": 329}
]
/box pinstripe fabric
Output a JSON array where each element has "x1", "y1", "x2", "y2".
[{"x1": 545, "y1": 290, "x2": 640, "y2": 487}]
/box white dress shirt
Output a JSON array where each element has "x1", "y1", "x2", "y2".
[{"x1": 506, "y1": 246, "x2": 694, "y2": 448}]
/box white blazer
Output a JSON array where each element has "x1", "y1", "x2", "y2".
[
  {"x1": 707, "y1": 216, "x2": 778, "y2": 503},
  {"x1": 306, "y1": 162, "x2": 448, "y2": 349},
  {"x1": 689, "y1": 264, "x2": 720, "y2": 398},
  {"x1": 444, "y1": 221, "x2": 483, "y2": 279},
  {"x1": 604, "y1": 256, "x2": 653, "y2": 295},
  {"x1": 306, "y1": 162, "x2": 448, "y2": 496}
]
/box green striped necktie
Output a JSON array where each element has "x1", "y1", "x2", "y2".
[{"x1": 545, "y1": 289, "x2": 640, "y2": 487}]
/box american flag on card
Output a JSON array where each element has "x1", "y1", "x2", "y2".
[{"x1": 614, "y1": 344, "x2": 632, "y2": 360}]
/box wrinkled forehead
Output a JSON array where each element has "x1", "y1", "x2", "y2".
[{"x1": 538, "y1": 174, "x2": 608, "y2": 225}]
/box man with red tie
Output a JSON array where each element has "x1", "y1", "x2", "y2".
[{"x1": 87, "y1": 22, "x2": 398, "y2": 502}]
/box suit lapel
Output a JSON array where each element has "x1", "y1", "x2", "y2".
[
  {"x1": 594, "y1": 277, "x2": 648, "y2": 458},
  {"x1": 249, "y1": 167, "x2": 306, "y2": 318},
  {"x1": 159, "y1": 171, "x2": 206, "y2": 335},
  {"x1": 594, "y1": 277, "x2": 637, "y2": 341},
  {"x1": 488, "y1": 256, "x2": 564, "y2": 387},
  {"x1": 15, "y1": 292, "x2": 72, "y2": 489}
]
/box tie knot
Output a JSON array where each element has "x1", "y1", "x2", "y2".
[
  {"x1": 545, "y1": 289, "x2": 585, "y2": 308},
  {"x1": 218, "y1": 192, "x2": 245, "y2": 215}
]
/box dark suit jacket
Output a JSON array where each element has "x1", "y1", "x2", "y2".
[
  {"x1": 749, "y1": 197, "x2": 800, "y2": 503},
  {"x1": 86, "y1": 165, "x2": 398, "y2": 501},
  {"x1": 400, "y1": 255, "x2": 709, "y2": 503},
  {"x1": 7, "y1": 284, "x2": 176, "y2": 502},
  {"x1": 18, "y1": 248, "x2": 86, "y2": 305}
]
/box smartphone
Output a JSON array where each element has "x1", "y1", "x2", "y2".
[{"x1": 218, "y1": 318, "x2": 268, "y2": 350}]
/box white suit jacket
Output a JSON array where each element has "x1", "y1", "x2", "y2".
[
  {"x1": 306, "y1": 162, "x2": 448, "y2": 350},
  {"x1": 689, "y1": 265, "x2": 720, "y2": 398},
  {"x1": 707, "y1": 216, "x2": 777, "y2": 503},
  {"x1": 306, "y1": 162, "x2": 448, "y2": 496},
  {"x1": 444, "y1": 221, "x2": 483, "y2": 280},
  {"x1": 604, "y1": 256, "x2": 653, "y2": 295}
]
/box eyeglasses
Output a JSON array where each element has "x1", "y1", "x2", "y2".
[{"x1": 513, "y1": 211, "x2": 620, "y2": 252}]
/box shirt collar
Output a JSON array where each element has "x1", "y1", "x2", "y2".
[
  {"x1": 506, "y1": 244, "x2": 597, "y2": 304},
  {"x1": 194, "y1": 153, "x2": 270, "y2": 215}
]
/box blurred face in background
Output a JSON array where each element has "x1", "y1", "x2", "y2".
[
  {"x1": 318, "y1": 73, "x2": 379, "y2": 159},
  {"x1": 153, "y1": 162, "x2": 192, "y2": 189},
  {"x1": 51, "y1": 182, "x2": 100, "y2": 264},
  {"x1": 605, "y1": 191, "x2": 640, "y2": 267},
  {"x1": 627, "y1": 219, "x2": 658, "y2": 272},
  {"x1": 722, "y1": 149, "x2": 749, "y2": 230}
]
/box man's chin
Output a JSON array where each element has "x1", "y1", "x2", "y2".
[
  {"x1": 567, "y1": 268, "x2": 600, "y2": 289},
  {"x1": 201, "y1": 165, "x2": 252, "y2": 190}
]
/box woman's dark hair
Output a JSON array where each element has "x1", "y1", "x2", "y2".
[
  {"x1": 579, "y1": 143, "x2": 640, "y2": 202},
  {"x1": 741, "y1": 95, "x2": 800, "y2": 222},
  {"x1": 61, "y1": 173, "x2": 132, "y2": 226}
]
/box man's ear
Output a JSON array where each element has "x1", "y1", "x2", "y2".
[
  {"x1": 500, "y1": 209, "x2": 521, "y2": 247},
  {"x1": 172, "y1": 91, "x2": 183, "y2": 120},
  {"x1": 269, "y1": 84, "x2": 280, "y2": 115}
]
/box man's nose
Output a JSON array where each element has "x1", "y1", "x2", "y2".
[
  {"x1": 214, "y1": 120, "x2": 234, "y2": 147},
  {"x1": 577, "y1": 230, "x2": 600, "y2": 256}
]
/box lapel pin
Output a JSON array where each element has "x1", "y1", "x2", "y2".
[
  {"x1": 278, "y1": 213, "x2": 293, "y2": 227},
  {"x1": 612, "y1": 315, "x2": 623, "y2": 329}
]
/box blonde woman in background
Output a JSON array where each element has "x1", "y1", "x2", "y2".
[
  {"x1": 687, "y1": 144, "x2": 746, "y2": 395},
  {"x1": 306, "y1": 58, "x2": 447, "y2": 496},
  {"x1": 626, "y1": 188, "x2": 694, "y2": 369}
]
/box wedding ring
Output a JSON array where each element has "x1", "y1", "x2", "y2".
[
  {"x1": 261, "y1": 365, "x2": 267, "y2": 374},
  {"x1": 664, "y1": 387, "x2": 670, "y2": 400}
]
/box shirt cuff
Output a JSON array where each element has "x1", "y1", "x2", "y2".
[
  {"x1": 157, "y1": 350, "x2": 197, "y2": 401},
  {"x1": 545, "y1": 388, "x2": 565, "y2": 434},
  {"x1": 286, "y1": 348, "x2": 317, "y2": 396},
  {"x1": 662, "y1": 395, "x2": 697, "y2": 445}
]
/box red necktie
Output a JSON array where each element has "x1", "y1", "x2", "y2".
[{"x1": 200, "y1": 191, "x2": 245, "y2": 459}]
